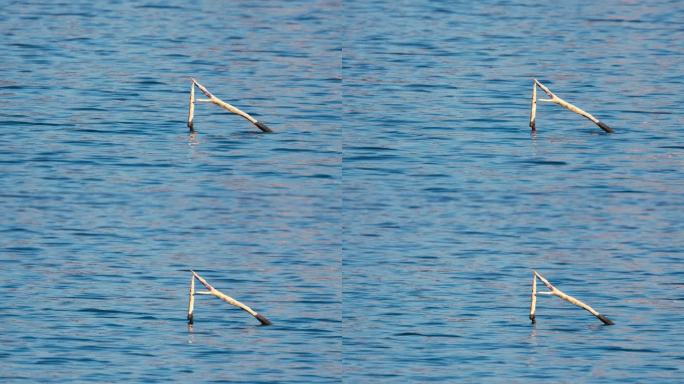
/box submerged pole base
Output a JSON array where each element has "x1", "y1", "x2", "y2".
[
  {"x1": 597, "y1": 314, "x2": 614, "y2": 325},
  {"x1": 255, "y1": 313, "x2": 272, "y2": 326},
  {"x1": 254, "y1": 121, "x2": 273, "y2": 133},
  {"x1": 596, "y1": 121, "x2": 613, "y2": 133}
]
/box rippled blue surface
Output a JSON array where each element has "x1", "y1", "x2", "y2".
[
  {"x1": 2, "y1": 0, "x2": 683, "y2": 382},
  {"x1": 342, "y1": 1, "x2": 684, "y2": 382},
  {"x1": 1, "y1": 1, "x2": 340, "y2": 382}
]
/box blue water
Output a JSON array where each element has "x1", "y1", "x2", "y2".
[
  {"x1": 1, "y1": 1, "x2": 341, "y2": 383},
  {"x1": 2, "y1": 0, "x2": 684, "y2": 382}
]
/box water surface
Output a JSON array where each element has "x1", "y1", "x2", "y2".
[
  {"x1": 2, "y1": 0, "x2": 684, "y2": 382},
  {"x1": 342, "y1": 1, "x2": 684, "y2": 382},
  {"x1": 1, "y1": 1, "x2": 341, "y2": 382}
]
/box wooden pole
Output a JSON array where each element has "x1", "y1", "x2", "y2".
[
  {"x1": 190, "y1": 270, "x2": 272, "y2": 325},
  {"x1": 187, "y1": 80, "x2": 195, "y2": 131},
  {"x1": 529, "y1": 272, "x2": 537, "y2": 323},
  {"x1": 529, "y1": 81, "x2": 537, "y2": 131},
  {"x1": 190, "y1": 78, "x2": 273, "y2": 133},
  {"x1": 187, "y1": 273, "x2": 195, "y2": 324},
  {"x1": 533, "y1": 271, "x2": 614, "y2": 325},
  {"x1": 532, "y1": 79, "x2": 613, "y2": 133}
]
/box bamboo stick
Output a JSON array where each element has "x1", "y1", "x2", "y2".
[
  {"x1": 187, "y1": 273, "x2": 195, "y2": 324},
  {"x1": 529, "y1": 273, "x2": 537, "y2": 323},
  {"x1": 190, "y1": 78, "x2": 273, "y2": 133},
  {"x1": 187, "y1": 80, "x2": 195, "y2": 131},
  {"x1": 190, "y1": 270, "x2": 272, "y2": 325},
  {"x1": 533, "y1": 271, "x2": 614, "y2": 325},
  {"x1": 529, "y1": 82, "x2": 537, "y2": 131},
  {"x1": 532, "y1": 79, "x2": 613, "y2": 133}
]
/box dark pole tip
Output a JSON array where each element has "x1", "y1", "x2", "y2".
[
  {"x1": 187, "y1": 121, "x2": 194, "y2": 131},
  {"x1": 529, "y1": 314, "x2": 536, "y2": 324},
  {"x1": 187, "y1": 314, "x2": 194, "y2": 325},
  {"x1": 255, "y1": 313, "x2": 272, "y2": 326},
  {"x1": 596, "y1": 121, "x2": 614, "y2": 133},
  {"x1": 254, "y1": 121, "x2": 273, "y2": 133},
  {"x1": 597, "y1": 314, "x2": 614, "y2": 325}
]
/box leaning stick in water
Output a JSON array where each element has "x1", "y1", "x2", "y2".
[
  {"x1": 533, "y1": 271, "x2": 614, "y2": 325},
  {"x1": 189, "y1": 78, "x2": 273, "y2": 133},
  {"x1": 532, "y1": 79, "x2": 613, "y2": 133},
  {"x1": 529, "y1": 272, "x2": 537, "y2": 323},
  {"x1": 187, "y1": 273, "x2": 196, "y2": 324},
  {"x1": 189, "y1": 270, "x2": 272, "y2": 325}
]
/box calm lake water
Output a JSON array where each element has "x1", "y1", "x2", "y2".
[{"x1": 2, "y1": 0, "x2": 683, "y2": 382}]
